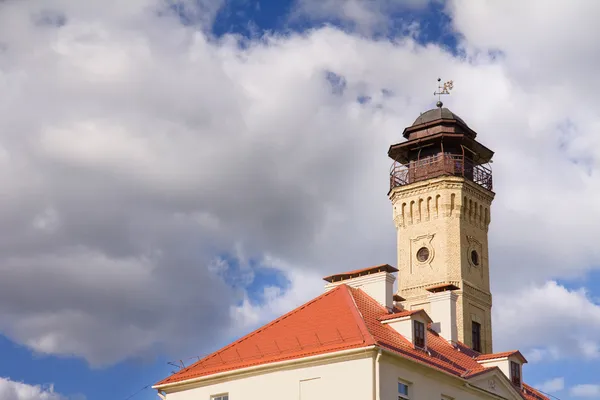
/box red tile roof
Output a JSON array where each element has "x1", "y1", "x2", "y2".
[
  {"x1": 477, "y1": 350, "x2": 528, "y2": 363},
  {"x1": 155, "y1": 285, "x2": 375, "y2": 386},
  {"x1": 523, "y1": 383, "x2": 549, "y2": 400},
  {"x1": 426, "y1": 283, "x2": 460, "y2": 293},
  {"x1": 378, "y1": 309, "x2": 432, "y2": 322},
  {"x1": 155, "y1": 284, "x2": 548, "y2": 400},
  {"x1": 322, "y1": 264, "x2": 398, "y2": 283}
]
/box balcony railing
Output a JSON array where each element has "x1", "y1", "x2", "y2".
[{"x1": 390, "y1": 154, "x2": 493, "y2": 191}]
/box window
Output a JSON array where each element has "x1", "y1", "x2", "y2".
[
  {"x1": 470, "y1": 250, "x2": 479, "y2": 266},
  {"x1": 471, "y1": 321, "x2": 481, "y2": 352},
  {"x1": 416, "y1": 247, "x2": 430, "y2": 262},
  {"x1": 510, "y1": 361, "x2": 521, "y2": 386},
  {"x1": 212, "y1": 395, "x2": 229, "y2": 400},
  {"x1": 413, "y1": 320, "x2": 425, "y2": 348},
  {"x1": 398, "y1": 381, "x2": 409, "y2": 399}
]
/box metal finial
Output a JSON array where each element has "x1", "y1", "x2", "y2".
[{"x1": 434, "y1": 78, "x2": 453, "y2": 108}]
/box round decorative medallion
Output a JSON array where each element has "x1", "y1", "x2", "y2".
[
  {"x1": 416, "y1": 247, "x2": 430, "y2": 263},
  {"x1": 470, "y1": 250, "x2": 480, "y2": 266}
]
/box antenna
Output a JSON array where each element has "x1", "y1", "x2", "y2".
[{"x1": 433, "y1": 77, "x2": 453, "y2": 108}]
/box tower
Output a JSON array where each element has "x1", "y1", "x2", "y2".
[{"x1": 387, "y1": 86, "x2": 495, "y2": 353}]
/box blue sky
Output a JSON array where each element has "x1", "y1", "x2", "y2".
[{"x1": 1, "y1": 1, "x2": 600, "y2": 400}]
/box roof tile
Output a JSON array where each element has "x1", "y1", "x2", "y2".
[{"x1": 155, "y1": 284, "x2": 548, "y2": 400}]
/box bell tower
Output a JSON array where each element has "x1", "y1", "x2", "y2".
[{"x1": 388, "y1": 81, "x2": 495, "y2": 353}]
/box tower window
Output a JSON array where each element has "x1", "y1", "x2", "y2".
[
  {"x1": 510, "y1": 361, "x2": 521, "y2": 386},
  {"x1": 416, "y1": 247, "x2": 430, "y2": 262},
  {"x1": 413, "y1": 320, "x2": 425, "y2": 348},
  {"x1": 472, "y1": 321, "x2": 481, "y2": 352},
  {"x1": 470, "y1": 250, "x2": 479, "y2": 266}
]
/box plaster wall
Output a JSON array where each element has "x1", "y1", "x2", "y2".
[
  {"x1": 379, "y1": 354, "x2": 500, "y2": 399},
  {"x1": 164, "y1": 354, "x2": 373, "y2": 400}
]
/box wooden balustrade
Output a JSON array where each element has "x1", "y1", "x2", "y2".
[{"x1": 389, "y1": 154, "x2": 492, "y2": 191}]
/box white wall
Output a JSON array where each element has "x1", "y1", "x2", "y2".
[
  {"x1": 164, "y1": 354, "x2": 373, "y2": 400},
  {"x1": 379, "y1": 353, "x2": 497, "y2": 400},
  {"x1": 428, "y1": 291, "x2": 458, "y2": 344},
  {"x1": 162, "y1": 350, "x2": 511, "y2": 400}
]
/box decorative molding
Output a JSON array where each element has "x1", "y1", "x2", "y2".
[
  {"x1": 462, "y1": 183, "x2": 495, "y2": 204},
  {"x1": 466, "y1": 236, "x2": 484, "y2": 279},
  {"x1": 410, "y1": 234, "x2": 435, "y2": 273},
  {"x1": 389, "y1": 177, "x2": 495, "y2": 204},
  {"x1": 399, "y1": 280, "x2": 461, "y2": 298},
  {"x1": 462, "y1": 281, "x2": 492, "y2": 305}
]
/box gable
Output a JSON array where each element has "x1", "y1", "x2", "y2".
[{"x1": 468, "y1": 368, "x2": 522, "y2": 400}]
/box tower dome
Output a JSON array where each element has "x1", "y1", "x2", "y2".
[{"x1": 412, "y1": 107, "x2": 468, "y2": 127}]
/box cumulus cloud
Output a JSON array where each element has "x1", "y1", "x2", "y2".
[
  {"x1": 570, "y1": 384, "x2": 600, "y2": 398},
  {"x1": 536, "y1": 377, "x2": 564, "y2": 394},
  {"x1": 0, "y1": 378, "x2": 65, "y2": 400},
  {"x1": 1, "y1": 0, "x2": 600, "y2": 368},
  {"x1": 494, "y1": 281, "x2": 600, "y2": 360},
  {"x1": 291, "y1": 0, "x2": 431, "y2": 33}
]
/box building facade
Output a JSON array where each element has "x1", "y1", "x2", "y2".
[{"x1": 153, "y1": 105, "x2": 548, "y2": 400}]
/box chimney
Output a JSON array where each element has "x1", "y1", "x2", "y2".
[
  {"x1": 323, "y1": 264, "x2": 398, "y2": 309},
  {"x1": 426, "y1": 284, "x2": 459, "y2": 344}
]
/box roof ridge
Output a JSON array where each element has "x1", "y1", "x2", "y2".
[
  {"x1": 342, "y1": 286, "x2": 377, "y2": 346},
  {"x1": 172, "y1": 285, "x2": 348, "y2": 377}
]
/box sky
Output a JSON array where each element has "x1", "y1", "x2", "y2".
[{"x1": 0, "y1": 0, "x2": 600, "y2": 399}]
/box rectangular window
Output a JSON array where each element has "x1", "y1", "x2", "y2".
[
  {"x1": 413, "y1": 320, "x2": 425, "y2": 348},
  {"x1": 212, "y1": 395, "x2": 229, "y2": 400},
  {"x1": 510, "y1": 361, "x2": 521, "y2": 386},
  {"x1": 398, "y1": 381, "x2": 409, "y2": 399},
  {"x1": 471, "y1": 321, "x2": 481, "y2": 352}
]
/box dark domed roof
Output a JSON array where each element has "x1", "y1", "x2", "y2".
[{"x1": 412, "y1": 107, "x2": 467, "y2": 127}]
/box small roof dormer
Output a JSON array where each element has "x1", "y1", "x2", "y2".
[
  {"x1": 379, "y1": 309, "x2": 432, "y2": 350},
  {"x1": 476, "y1": 351, "x2": 528, "y2": 390}
]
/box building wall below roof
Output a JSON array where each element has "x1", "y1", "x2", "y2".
[
  {"x1": 163, "y1": 353, "x2": 373, "y2": 400},
  {"x1": 380, "y1": 354, "x2": 513, "y2": 399},
  {"x1": 161, "y1": 348, "x2": 528, "y2": 400}
]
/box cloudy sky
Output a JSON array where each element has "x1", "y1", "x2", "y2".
[{"x1": 0, "y1": 0, "x2": 599, "y2": 399}]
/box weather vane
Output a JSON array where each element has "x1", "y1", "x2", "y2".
[{"x1": 434, "y1": 78, "x2": 453, "y2": 108}]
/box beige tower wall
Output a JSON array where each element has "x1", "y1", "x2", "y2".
[{"x1": 389, "y1": 176, "x2": 495, "y2": 353}]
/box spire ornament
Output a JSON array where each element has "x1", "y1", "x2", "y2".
[{"x1": 434, "y1": 78, "x2": 453, "y2": 108}]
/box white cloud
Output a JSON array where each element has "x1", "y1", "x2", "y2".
[
  {"x1": 571, "y1": 384, "x2": 600, "y2": 398},
  {"x1": 0, "y1": 0, "x2": 600, "y2": 369},
  {"x1": 536, "y1": 377, "x2": 564, "y2": 394},
  {"x1": 0, "y1": 378, "x2": 65, "y2": 400},
  {"x1": 494, "y1": 281, "x2": 600, "y2": 361},
  {"x1": 229, "y1": 255, "x2": 324, "y2": 335},
  {"x1": 291, "y1": 0, "x2": 431, "y2": 34}
]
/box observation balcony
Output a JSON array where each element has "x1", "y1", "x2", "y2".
[{"x1": 389, "y1": 153, "x2": 493, "y2": 191}]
